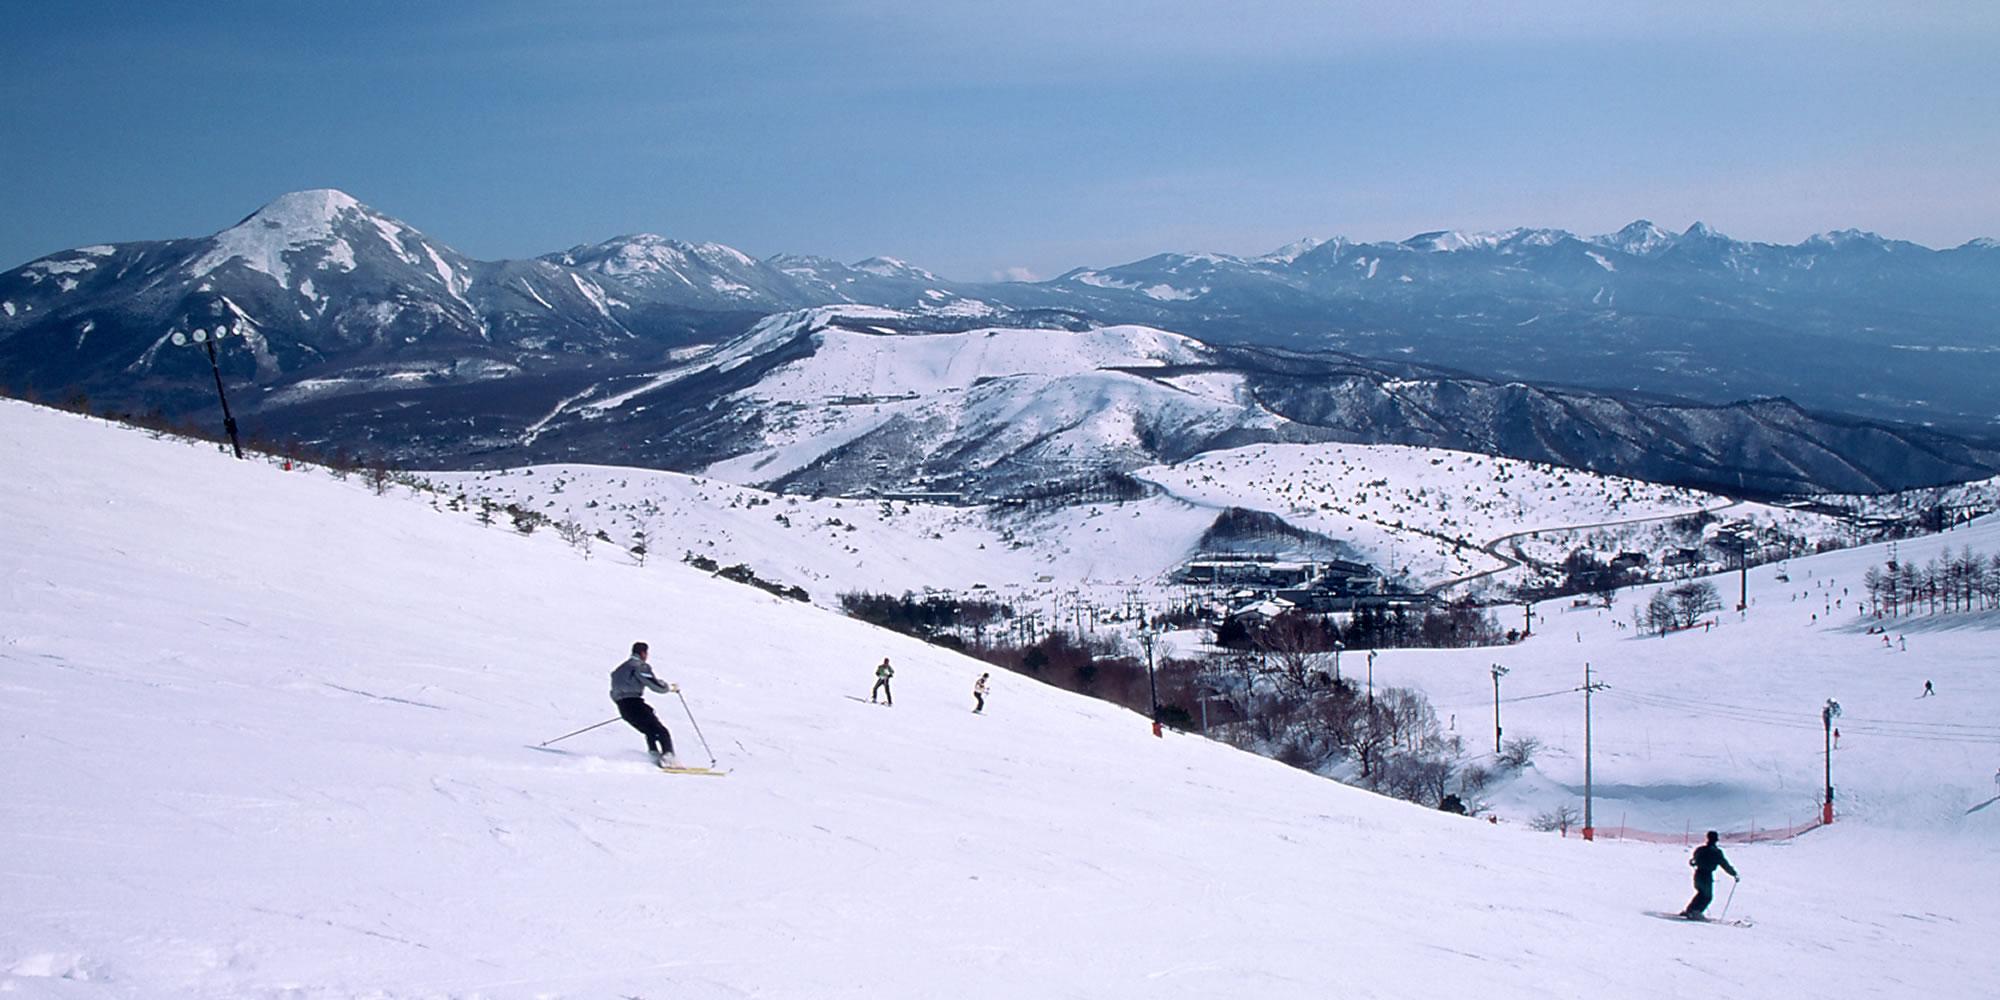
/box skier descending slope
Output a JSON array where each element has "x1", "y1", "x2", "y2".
[
  {"x1": 610, "y1": 641, "x2": 679, "y2": 768},
  {"x1": 1679, "y1": 831, "x2": 1739, "y2": 920},
  {"x1": 870, "y1": 657, "x2": 894, "y2": 706}
]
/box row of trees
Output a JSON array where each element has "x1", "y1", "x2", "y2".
[
  {"x1": 836, "y1": 590, "x2": 1013, "y2": 648},
  {"x1": 1863, "y1": 548, "x2": 2000, "y2": 617},
  {"x1": 835, "y1": 590, "x2": 1499, "y2": 811},
  {"x1": 1155, "y1": 643, "x2": 1499, "y2": 811},
  {"x1": 1213, "y1": 601, "x2": 1509, "y2": 653}
]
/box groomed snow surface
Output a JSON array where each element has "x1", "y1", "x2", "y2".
[{"x1": 3, "y1": 398, "x2": 1997, "y2": 999}]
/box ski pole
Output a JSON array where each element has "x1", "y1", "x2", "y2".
[
  {"x1": 538, "y1": 716, "x2": 620, "y2": 747},
  {"x1": 676, "y1": 688, "x2": 718, "y2": 767},
  {"x1": 1718, "y1": 875, "x2": 1738, "y2": 922}
]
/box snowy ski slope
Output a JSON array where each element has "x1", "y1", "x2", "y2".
[{"x1": 3, "y1": 399, "x2": 1996, "y2": 998}]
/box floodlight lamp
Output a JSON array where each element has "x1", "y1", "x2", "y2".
[{"x1": 171, "y1": 332, "x2": 188, "y2": 346}]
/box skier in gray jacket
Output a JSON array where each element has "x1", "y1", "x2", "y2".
[{"x1": 611, "y1": 641, "x2": 678, "y2": 767}]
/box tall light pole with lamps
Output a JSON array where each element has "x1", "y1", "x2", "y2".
[
  {"x1": 1138, "y1": 628, "x2": 1161, "y2": 737},
  {"x1": 170, "y1": 322, "x2": 245, "y2": 459}
]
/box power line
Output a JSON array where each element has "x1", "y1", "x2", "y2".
[
  {"x1": 1443, "y1": 682, "x2": 2000, "y2": 746},
  {"x1": 1434, "y1": 686, "x2": 1579, "y2": 711},
  {"x1": 1600, "y1": 689, "x2": 2000, "y2": 745}
]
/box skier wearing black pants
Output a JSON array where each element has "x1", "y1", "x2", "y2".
[
  {"x1": 611, "y1": 641, "x2": 678, "y2": 767},
  {"x1": 1679, "y1": 830, "x2": 1738, "y2": 920},
  {"x1": 870, "y1": 657, "x2": 894, "y2": 706}
]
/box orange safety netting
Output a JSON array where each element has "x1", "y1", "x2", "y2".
[{"x1": 1564, "y1": 816, "x2": 1828, "y2": 845}]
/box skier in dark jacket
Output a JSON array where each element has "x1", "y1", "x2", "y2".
[
  {"x1": 611, "y1": 641, "x2": 678, "y2": 767},
  {"x1": 870, "y1": 657, "x2": 894, "y2": 706},
  {"x1": 1678, "y1": 830, "x2": 1739, "y2": 920}
]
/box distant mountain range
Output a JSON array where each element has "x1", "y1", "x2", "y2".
[{"x1": 1, "y1": 189, "x2": 1995, "y2": 496}]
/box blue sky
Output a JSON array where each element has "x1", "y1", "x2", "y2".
[{"x1": 4, "y1": 1, "x2": 1996, "y2": 280}]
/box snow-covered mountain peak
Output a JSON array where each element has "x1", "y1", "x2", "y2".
[
  {"x1": 1680, "y1": 221, "x2": 1724, "y2": 241},
  {"x1": 244, "y1": 188, "x2": 365, "y2": 230},
  {"x1": 853, "y1": 256, "x2": 940, "y2": 282},
  {"x1": 1666, "y1": 222, "x2": 1758, "y2": 264},
  {"x1": 1402, "y1": 230, "x2": 1477, "y2": 252},
  {"x1": 1256, "y1": 237, "x2": 1328, "y2": 264},
  {"x1": 185, "y1": 188, "x2": 438, "y2": 289},
  {"x1": 1803, "y1": 228, "x2": 1892, "y2": 252},
  {"x1": 1591, "y1": 220, "x2": 1675, "y2": 256}
]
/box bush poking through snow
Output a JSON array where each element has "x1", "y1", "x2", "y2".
[{"x1": 1497, "y1": 736, "x2": 1541, "y2": 771}]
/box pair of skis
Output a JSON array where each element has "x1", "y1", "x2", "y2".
[
  {"x1": 658, "y1": 763, "x2": 728, "y2": 777},
  {"x1": 1643, "y1": 911, "x2": 1751, "y2": 928}
]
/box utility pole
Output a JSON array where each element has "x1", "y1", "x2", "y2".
[
  {"x1": 1522, "y1": 601, "x2": 1534, "y2": 637},
  {"x1": 1367, "y1": 650, "x2": 1377, "y2": 713},
  {"x1": 1491, "y1": 664, "x2": 1509, "y2": 754},
  {"x1": 1739, "y1": 542, "x2": 1749, "y2": 612},
  {"x1": 1723, "y1": 531, "x2": 1749, "y2": 611},
  {"x1": 1581, "y1": 662, "x2": 1606, "y2": 841},
  {"x1": 1822, "y1": 698, "x2": 1841, "y2": 825}
]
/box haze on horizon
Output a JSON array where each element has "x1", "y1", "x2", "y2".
[{"x1": 3, "y1": 1, "x2": 1996, "y2": 281}]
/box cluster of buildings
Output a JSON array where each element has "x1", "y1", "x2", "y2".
[{"x1": 1176, "y1": 554, "x2": 1432, "y2": 620}]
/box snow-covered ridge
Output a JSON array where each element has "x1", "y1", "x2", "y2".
[
  {"x1": 8, "y1": 189, "x2": 1999, "y2": 472},
  {"x1": 1403, "y1": 228, "x2": 1568, "y2": 253},
  {"x1": 688, "y1": 310, "x2": 1257, "y2": 487},
  {"x1": 564, "y1": 234, "x2": 759, "y2": 277}
]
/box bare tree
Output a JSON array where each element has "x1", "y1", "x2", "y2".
[
  {"x1": 1254, "y1": 612, "x2": 1338, "y2": 698},
  {"x1": 1530, "y1": 804, "x2": 1582, "y2": 834},
  {"x1": 1667, "y1": 581, "x2": 1721, "y2": 628}
]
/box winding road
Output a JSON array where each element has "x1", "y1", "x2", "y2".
[{"x1": 1426, "y1": 498, "x2": 1745, "y2": 595}]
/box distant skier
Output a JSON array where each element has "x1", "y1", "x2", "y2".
[
  {"x1": 1921, "y1": 679, "x2": 1935, "y2": 697},
  {"x1": 1678, "y1": 831, "x2": 1739, "y2": 921},
  {"x1": 610, "y1": 641, "x2": 678, "y2": 767},
  {"x1": 973, "y1": 673, "x2": 990, "y2": 713},
  {"x1": 870, "y1": 657, "x2": 894, "y2": 706}
]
